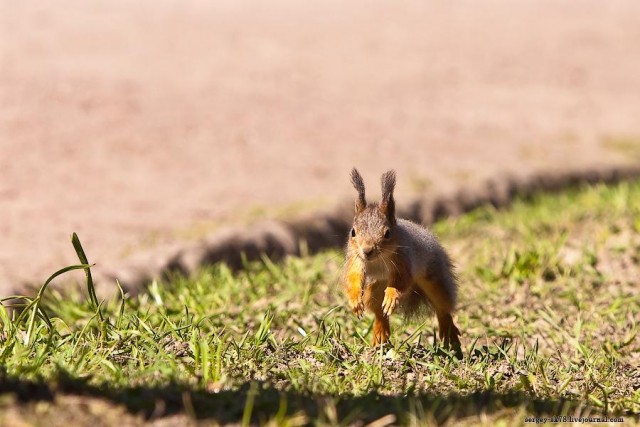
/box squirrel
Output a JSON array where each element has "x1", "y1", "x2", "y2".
[{"x1": 342, "y1": 168, "x2": 462, "y2": 353}]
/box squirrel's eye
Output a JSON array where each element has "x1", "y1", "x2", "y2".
[
  {"x1": 384, "y1": 229, "x2": 391, "y2": 239},
  {"x1": 351, "y1": 228, "x2": 356, "y2": 237}
]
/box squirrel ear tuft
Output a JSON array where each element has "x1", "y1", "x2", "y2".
[
  {"x1": 351, "y1": 168, "x2": 366, "y2": 214},
  {"x1": 380, "y1": 170, "x2": 396, "y2": 223}
]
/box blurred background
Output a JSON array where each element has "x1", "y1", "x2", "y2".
[{"x1": 1, "y1": 0, "x2": 640, "y2": 295}]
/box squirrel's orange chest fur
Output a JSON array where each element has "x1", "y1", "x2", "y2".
[{"x1": 364, "y1": 258, "x2": 389, "y2": 284}]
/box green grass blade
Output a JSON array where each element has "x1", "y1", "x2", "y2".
[{"x1": 71, "y1": 233, "x2": 102, "y2": 320}]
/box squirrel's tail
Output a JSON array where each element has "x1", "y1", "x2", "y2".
[{"x1": 399, "y1": 288, "x2": 432, "y2": 319}]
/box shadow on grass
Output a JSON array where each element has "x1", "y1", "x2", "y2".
[{"x1": 0, "y1": 370, "x2": 620, "y2": 425}]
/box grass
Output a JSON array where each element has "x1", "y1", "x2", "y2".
[{"x1": 1, "y1": 181, "x2": 640, "y2": 426}]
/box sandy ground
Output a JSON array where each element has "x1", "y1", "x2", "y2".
[{"x1": 1, "y1": 0, "x2": 640, "y2": 296}]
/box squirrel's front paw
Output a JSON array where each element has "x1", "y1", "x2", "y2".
[
  {"x1": 382, "y1": 287, "x2": 400, "y2": 317},
  {"x1": 350, "y1": 299, "x2": 365, "y2": 319}
]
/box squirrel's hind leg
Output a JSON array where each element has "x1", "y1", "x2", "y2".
[
  {"x1": 364, "y1": 283, "x2": 391, "y2": 346},
  {"x1": 415, "y1": 277, "x2": 462, "y2": 354},
  {"x1": 437, "y1": 312, "x2": 461, "y2": 348},
  {"x1": 372, "y1": 315, "x2": 391, "y2": 346}
]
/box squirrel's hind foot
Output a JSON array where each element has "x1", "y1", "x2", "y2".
[
  {"x1": 437, "y1": 312, "x2": 462, "y2": 359},
  {"x1": 372, "y1": 316, "x2": 391, "y2": 346}
]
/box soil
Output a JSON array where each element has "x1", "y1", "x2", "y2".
[{"x1": 2, "y1": 0, "x2": 640, "y2": 295}]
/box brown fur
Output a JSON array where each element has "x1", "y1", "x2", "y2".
[
  {"x1": 343, "y1": 254, "x2": 365, "y2": 317},
  {"x1": 343, "y1": 168, "x2": 462, "y2": 354}
]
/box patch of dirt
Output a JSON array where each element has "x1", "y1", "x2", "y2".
[
  {"x1": 161, "y1": 335, "x2": 191, "y2": 358},
  {"x1": 0, "y1": 394, "x2": 201, "y2": 427},
  {"x1": 2, "y1": 0, "x2": 640, "y2": 295}
]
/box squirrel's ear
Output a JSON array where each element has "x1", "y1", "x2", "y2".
[
  {"x1": 380, "y1": 170, "x2": 396, "y2": 223},
  {"x1": 351, "y1": 168, "x2": 366, "y2": 214}
]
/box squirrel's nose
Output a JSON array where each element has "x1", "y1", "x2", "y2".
[{"x1": 362, "y1": 246, "x2": 375, "y2": 259}]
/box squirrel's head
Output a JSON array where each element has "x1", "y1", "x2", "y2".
[{"x1": 349, "y1": 168, "x2": 398, "y2": 262}]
